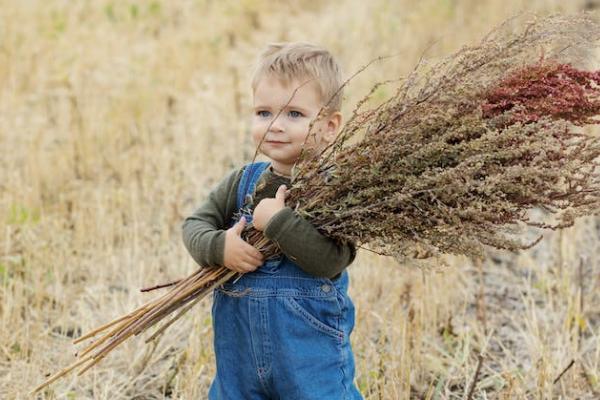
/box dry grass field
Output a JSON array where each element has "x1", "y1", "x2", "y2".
[{"x1": 1, "y1": 0, "x2": 599, "y2": 398}]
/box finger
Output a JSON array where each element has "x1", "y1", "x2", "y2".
[
  {"x1": 238, "y1": 261, "x2": 258, "y2": 273},
  {"x1": 275, "y1": 185, "x2": 287, "y2": 202},
  {"x1": 242, "y1": 257, "x2": 262, "y2": 270},
  {"x1": 233, "y1": 216, "x2": 246, "y2": 235},
  {"x1": 242, "y1": 243, "x2": 264, "y2": 261},
  {"x1": 243, "y1": 250, "x2": 263, "y2": 265},
  {"x1": 225, "y1": 263, "x2": 243, "y2": 274}
]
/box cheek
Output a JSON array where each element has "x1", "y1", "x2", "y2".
[
  {"x1": 251, "y1": 129, "x2": 260, "y2": 145},
  {"x1": 288, "y1": 129, "x2": 307, "y2": 146},
  {"x1": 251, "y1": 121, "x2": 266, "y2": 144},
  {"x1": 296, "y1": 123, "x2": 321, "y2": 145},
  {"x1": 291, "y1": 119, "x2": 312, "y2": 137}
]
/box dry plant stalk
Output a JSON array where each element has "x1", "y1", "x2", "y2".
[{"x1": 33, "y1": 13, "x2": 600, "y2": 393}]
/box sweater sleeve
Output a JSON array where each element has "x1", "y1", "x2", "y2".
[
  {"x1": 181, "y1": 168, "x2": 242, "y2": 268},
  {"x1": 263, "y1": 207, "x2": 356, "y2": 279}
]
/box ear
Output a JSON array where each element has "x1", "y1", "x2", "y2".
[{"x1": 321, "y1": 111, "x2": 342, "y2": 144}]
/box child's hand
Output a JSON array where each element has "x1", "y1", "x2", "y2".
[
  {"x1": 223, "y1": 216, "x2": 264, "y2": 273},
  {"x1": 253, "y1": 185, "x2": 287, "y2": 231}
]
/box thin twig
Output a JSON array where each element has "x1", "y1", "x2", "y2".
[
  {"x1": 553, "y1": 359, "x2": 575, "y2": 384},
  {"x1": 577, "y1": 256, "x2": 585, "y2": 350},
  {"x1": 30, "y1": 355, "x2": 93, "y2": 395},
  {"x1": 355, "y1": 245, "x2": 388, "y2": 256},
  {"x1": 466, "y1": 354, "x2": 484, "y2": 400},
  {"x1": 141, "y1": 279, "x2": 182, "y2": 292}
]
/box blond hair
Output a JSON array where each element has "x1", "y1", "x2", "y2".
[{"x1": 251, "y1": 42, "x2": 344, "y2": 112}]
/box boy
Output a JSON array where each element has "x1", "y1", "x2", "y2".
[{"x1": 182, "y1": 42, "x2": 362, "y2": 399}]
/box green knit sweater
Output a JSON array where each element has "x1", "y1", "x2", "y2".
[{"x1": 181, "y1": 165, "x2": 355, "y2": 279}]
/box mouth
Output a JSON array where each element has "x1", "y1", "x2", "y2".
[{"x1": 265, "y1": 140, "x2": 289, "y2": 145}]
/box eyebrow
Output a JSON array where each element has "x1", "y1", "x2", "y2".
[{"x1": 253, "y1": 104, "x2": 310, "y2": 113}]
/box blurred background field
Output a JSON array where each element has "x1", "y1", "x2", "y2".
[{"x1": 1, "y1": 0, "x2": 599, "y2": 398}]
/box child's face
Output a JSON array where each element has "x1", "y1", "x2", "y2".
[{"x1": 251, "y1": 75, "x2": 340, "y2": 176}]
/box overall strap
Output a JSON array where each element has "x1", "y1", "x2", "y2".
[{"x1": 236, "y1": 161, "x2": 271, "y2": 212}]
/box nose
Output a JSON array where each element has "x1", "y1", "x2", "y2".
[{"x1": 269, "y1": 114, "x2": 285, "y2": 132}]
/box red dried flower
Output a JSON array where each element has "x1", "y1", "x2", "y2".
[{"x1": 482, "y1": 62, "x2": 600, "y2": 126}]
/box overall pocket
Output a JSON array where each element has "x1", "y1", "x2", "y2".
[{"x1": 283, "y1": 295, "x2": 344, "y2": 339}]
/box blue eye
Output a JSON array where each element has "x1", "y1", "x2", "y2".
[
  {"x1": 256, "y1": 110, "x2": 271, "y2": 118},
  {"x1": 289, "y1": 110, "x2": 303, "y2": 118}
]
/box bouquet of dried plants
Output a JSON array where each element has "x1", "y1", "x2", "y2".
[{"x1": 34, "y1": 13, "x2": 600, "y2": 393}]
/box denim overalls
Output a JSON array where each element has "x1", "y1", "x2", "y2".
[{"x1": 208, "y1": 162, "x2": 363, "y2": 400}]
